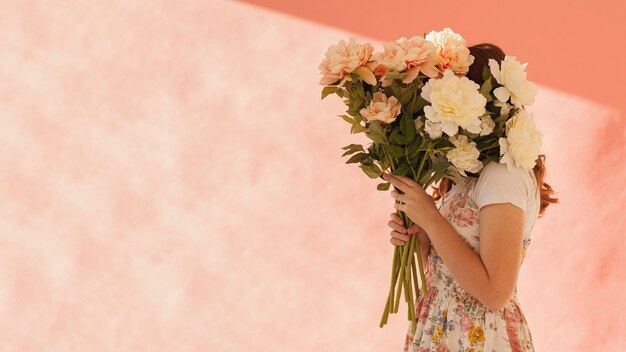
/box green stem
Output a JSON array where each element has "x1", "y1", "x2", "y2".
[
  {"x1": 393, "y1": 222, "x2": 411, "y2": 312},
  {"x1": 405, "y1": 232, "x2": 416, "y2": 322},
  {"x1": 415, "y1": 237, "x2": 428, "y2": 294},
  {"x1": 380, "y1": 245, "x2": 400, "y2": 327},
  {"x1": 479, "y1": 143, "x2": 500, "y2": 152},
  {"x1": 416, "y1": 141, "x2": 431, "y2": 182},
  {"x1": 405, "y1": 144, "x2": 417, "y2": 180},
  {"x1": 411, "y1": 251, "x2": 419, "y2": 303}
]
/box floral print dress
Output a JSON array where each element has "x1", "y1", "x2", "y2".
[{"x1": 403, "y1": 167, "x2": 539, "y2": 352}]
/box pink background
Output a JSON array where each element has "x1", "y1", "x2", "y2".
[{"x1": 0, "y1": 0, "x2": 624, "y2": 350}]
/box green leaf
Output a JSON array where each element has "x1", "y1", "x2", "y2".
[
  {"x1": 413, "y1": 96, "x2": 429, "y2": 113},
  {"x1": 479, "y1": 78, "x2": 493, "y2": 100},
  {"x1": 394, "y1": 162, "x2": 411, "y2": 176},
  {"x1": 341, "y1": 144, "x2": 365, "y2": 156},
  {"x1": 418, "y1": 169, "x2": 434, "y2": 185},
  {"x1": 390, "y1": 130, "x2": 407, "y2": 145},
  {"x1": 418, "y1": 136, "x2": 428, "y2": 150},
  {"x1": 400, "y1": 114, "x2": 416, "y2": 141},
  {"x1": 351, "y1": 124, "x2": 367, "y2": 134},
  {"x1": 366, "y1": 121, "x2": 388, "y2": 144},
  {"x1": 494, "y1": 111, "x2": 509, "y2": 123},
  {"x1": 383, "y1": 144, "x2": 405, "y2": 158},
  {"x1": 347, "y1": 95, "x2": 364, "y2": 116},
  {"x1": 432, "y1": 156, "x2": 449, "y2": 174},
  {"x1": 444, "y1": 165, "x2": 465, "y2": 186},
  {"x1": 419, "y1": 156, "x2": 449, "y2": 187},
  {"x1": 365, "y1": 131, "x2": 387, "y2": 144},
  {"x1": 377, "y1": 182, "x2": 391, "y2": 191},
  {"x1": 321, "y1": 86, "x2": 338, "y2": 100},
  {"x1": 406, "y1": 138, "x2": 421, "y2": 163},
  {"x1": 481, "y1": 64, "x2": 492, "y2": 83},
  {"x1": 379, "y1": 154, "x2": 391, "y2": 172},
  {"x1": 346, "y1": 152, "x2": 368, "y2": 164},
  {"x1": 384, "y1": 71, "x2": 403, "y2": 80},
  {"x1": 399, "y1": 88, "x2": 413, "y2": 105},
  {"x1": 341, "y1": 143, "x2": 363, "y2": 150},
  {"x1": 340, "y1": 114, "x2": 355, "y2": 124},
  {"x1": 355, "y1": 81, "x2": 366, "y2": 100},
  {"x1": 360, "y1": 163, "x2": 383, "y2": 179},
  {"x1": 434, "y1": 137, "x2": 456, "y2": 150}
]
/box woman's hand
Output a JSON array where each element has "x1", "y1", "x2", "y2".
[
  {"x1": 388, "y1": 212, "x2": 431, "y2": 265},
  {"x1": 382, "y1": 172, "x2": 442, "y2": 231}
]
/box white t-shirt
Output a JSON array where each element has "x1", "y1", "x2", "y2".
[{"x1": 467, "y1": 160, "x2": 541, "y2": 240}]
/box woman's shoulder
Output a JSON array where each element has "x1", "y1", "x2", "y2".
[
  {"x1": 477, "y1": 160, "x2": 534, "y2": 186},
  {"x1": 467, "y1": 159, "x2": 535, "y2": 211}
]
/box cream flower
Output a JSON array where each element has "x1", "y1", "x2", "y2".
[
  {"x1": 415, "y1": 118, "x2": 425, "y2": 135},
  {"x1": 359, "y1": 91, "x2": 402, "y2": 124},
  {"x1": 319, "y1": 37, "x2": 376, "y2": 87},
  {"x1": 479, "y1": 115, "x2": 495, "y2": 136},
  {"x1": 373, "y1": 35, "x2": 441, "y2": 85},
  {"x1": 494, "y1": 100, "x2": 511, "y2": 119},
  {"x1": 498, "y1": 109, "x2": 543, "y2": 171},
  {"x1": 488, "y1": 56, "x2": 538, "y2": 107},
  {"x1": 426, "y1": 27, "x2": 475, "y2": 76},
  {"x1": 425, "y1": 120, "x2": 443, "y2": 138},
  {"x1": 446, "y1": 134, "x2": 484, "y2": 176},
  {"x1": 421, "y1": 69, "x2": 487, "y2": 136}
]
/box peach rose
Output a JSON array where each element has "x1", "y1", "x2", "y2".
[
  {"x1": 373, "y1": 35, "x2": 441, "y2": 85},
  {"x1": 359, "y1": 91, "x2": 402, "y2": 124},
  {"x1": 426, "y1": 27, "x2": 475, "y2": 76},
  {"x1": 319, "y1": 37, "x2": 377, "y2": 87},
  {"x1": 364, "y1": 60, "x2": 389, "y2": 81}
]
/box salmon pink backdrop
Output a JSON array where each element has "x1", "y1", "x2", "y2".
[{"x1": 0, "y1": 0, "x2": 624, "y2": 351}]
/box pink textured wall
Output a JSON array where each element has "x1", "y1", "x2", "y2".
[{"x1": 0, "y1": 0, "x2": 623, "y2": 351}]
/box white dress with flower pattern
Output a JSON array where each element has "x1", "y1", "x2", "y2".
[{"x1": 403, "y1": 160, "x2": 541, "y2": 352}]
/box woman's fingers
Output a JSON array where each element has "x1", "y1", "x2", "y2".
[
  {"x1": 390, "y1": 237, "x2": 405, "y2": 246},
  {"x1": 388, "y1": 213, "x2": 422, "y2": 235},
  {"x1": 387, "y1": 220, "x2": 407, "y2": 234},
  {"x1": 390, "y1": 229, "x2": 410, "y2": 243},
  {"x1": 389, "y1": 212, "x2": 404, "y2": 225},
  {"x1": 407, "y1": 224, "x2": 422, "y2": 234}
]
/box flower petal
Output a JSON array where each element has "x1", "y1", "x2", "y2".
[
  {"x1": 402, "y1": 66, "x2": 420, "y2": 84},
  {"x1": 493, "y1": 86, "x2": 511, "y2": 103},
  {"x1": 441, "y1": 120, "x2": 459, "y2": 136},
  {"x1": 354, "y1": 66, "x2": 377, "y2": 85},
  {"x1": 488, "y1": 59, "x2": 501, "y2": 84}
]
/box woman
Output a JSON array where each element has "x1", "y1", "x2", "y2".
[{"x1": 385, "y1": 43, "x2": 559, "y2": 352}]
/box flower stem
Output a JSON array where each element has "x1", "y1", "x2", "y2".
[{"x1": 379, "y1": 245, "x2": 400, "y2": 327}]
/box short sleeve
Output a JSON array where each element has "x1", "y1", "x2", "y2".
[{"x1": 471, "y1": 161, "x2": 532, "y2": 213}]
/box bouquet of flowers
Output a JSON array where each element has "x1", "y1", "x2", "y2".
[{"x1": 318, "y1": 27, "x2": 542, "y2": 334}]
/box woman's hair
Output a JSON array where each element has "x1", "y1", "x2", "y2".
[{"x1": 431, "y1": 43, "x2": 559, "y2": 218}]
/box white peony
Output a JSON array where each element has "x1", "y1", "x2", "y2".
[
  {"x1": 493, "y1": 100, "x2": 511, "y2": 118},
  {"x1": 479, "y1": 115, "x2": 495, "y2": 136},
  {"x1": 414, "y1": 118, "x2": 425, "y2": 135},
  {"x1": 421, "y1": 69, "x2": 487, "y2": 137},
  {"x1": 498, "y1": 109, "x2": 543, "y2": 172},
  {"x1": 488, "y1": 56, "x2": 538, "y2": 107},
  {"x1": 424, "y1": 120, "x2": 443, "y2": 138},
  {"x1": 446, "y1": 134, "x2": 484, "y2": 176}
]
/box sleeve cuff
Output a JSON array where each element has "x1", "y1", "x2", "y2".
[{"x1": 478, "y1": 196, "x2": 526, "y2": 213}]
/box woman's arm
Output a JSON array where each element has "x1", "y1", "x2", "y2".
[{"x1": 422, "y1": 202, "x2": 525, "y2": 312}]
